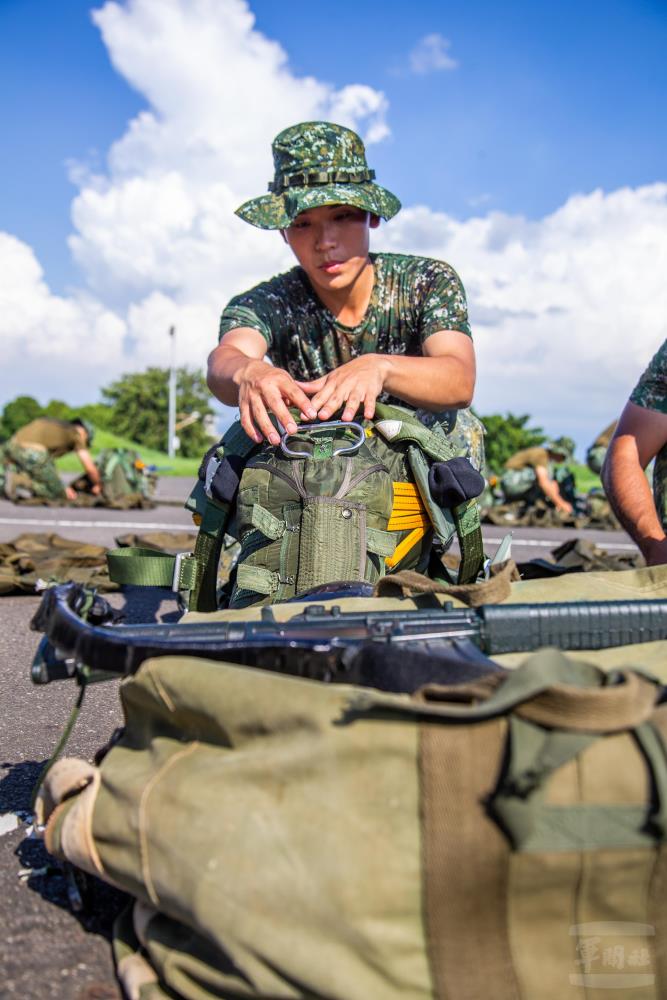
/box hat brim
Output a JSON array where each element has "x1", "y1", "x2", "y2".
[{"x1": 235, "y1": 182, "x2": 401, "y2": 230}]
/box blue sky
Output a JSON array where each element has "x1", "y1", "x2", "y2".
[
  {"x1": 0, "y1": 0, "x2": 666, "y2": 448},
  {"x1": 2, "y1": 0, "x2": 665, "y2": 295}
]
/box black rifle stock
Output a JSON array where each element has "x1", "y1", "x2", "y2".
[{"x1": 29, "y1": 583, "x2": 667, "y2": 695}]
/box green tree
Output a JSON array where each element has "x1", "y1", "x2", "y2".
[
  {"x1": 42, "y1": 399, "x2": 72, "y2": 421},
  {"x1": 474, "y1": 410, "x2": 546, "y2": 473},
  {"x1": 42, "y1": 399, "x2": 114, "y2": 430},
  {"x1": 0, "y1": 395, "x2": 44, "y2": 440},
  {"x1": 101, "y1": 367, "x2": 213, "y2": 457}
]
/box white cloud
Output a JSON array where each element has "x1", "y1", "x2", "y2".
[
  {"x1": 0, "y1": 0, "x2": 665, "y2": 452},
  {"x1": 0, "y1": 233, "x2": 127, "y2": 402},
  {"x1": 0, "y1": 0, "x2": 390, "y2": 413},
  {"x1": 409, "y1": 34, "x2": 458, "y2": 75},
  {"x1": 375, "y1": 183, "x2": 667, "y2": 442}
]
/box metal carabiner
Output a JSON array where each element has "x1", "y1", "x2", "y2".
[{"x1": 279, "y1": 421, "x2": 366, "y2": 459}]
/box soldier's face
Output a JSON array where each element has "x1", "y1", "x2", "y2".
[{"x1": 283, "y1": 205, "x2": 379, "y2": 295}]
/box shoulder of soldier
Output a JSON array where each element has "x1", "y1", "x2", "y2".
[
  {"x1": 373, "y1": 251, "x2": 463, "y2": 282},
  {"x1": 630, "y1": 339, "x2": 667, "y2": 414},
  {"x1": 226, "y1": 266, "x2": 309, "y2": 309},
  {"x1": 505, "y1": 446, "x2": 549, "y2": 469},
  {"x1": 10, "y1": 417, "x2": 52, "y2": 440}
]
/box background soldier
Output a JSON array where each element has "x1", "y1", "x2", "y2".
[
  {"x1": 1, "y1": 416, "x2": 100, "y2": 502},
  {"x1": 500, "y1": 440, "x2": 574, "y2": 514},
  {"x1": 586, "y1": 420, "x2": 618, "y2": 476},
  {"x1": 603, "y1": 339, "x2": 667, "y2": 565}
]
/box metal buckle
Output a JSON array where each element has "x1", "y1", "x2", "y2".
[
  {"x1": 172, "y1": 551, "x2": 193, "y2": 591},
  {"x1": 280, "y1": 421, "x2": 365, "y2": 459}
]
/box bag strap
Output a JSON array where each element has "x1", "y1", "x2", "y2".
[
  {"x1": 489, "y1": 714, "x2": 667, "y2": 850},
  {"x1": 375, "y1": 559, "x2": 519, "y2": 606},
  {"x1": 348, "y1": 648, "x2": 662, "y2": 726}
]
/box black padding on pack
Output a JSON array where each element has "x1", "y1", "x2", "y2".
[
  {"x1": 198, "y1": 442, "x2": 222, "y2": 481},
  {"x1": 210, "y1": 453, "x2": 245, "y2": 504},
  {"x1": 428, "y1": 458, "x2": 485, "y2": 508},
  {"x1": 197, "y1": 443, "x2": 245, "y2": 504}
]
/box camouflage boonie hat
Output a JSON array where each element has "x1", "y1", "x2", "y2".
[
  {"x1": 546, "y1": 438, "x2": 573, "y2": 461},
  {"x1": 236, "y1": 121, "x2": 401, "y2": 230}
]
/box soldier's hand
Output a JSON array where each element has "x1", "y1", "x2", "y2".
[
  {"x1": 65, "y1": 486, "x2": 77, "y2": 501},
  {"x1": 236, "y1": 360, "x2": 317, "y2": 445},
  {"x1": 298, "y1": 355, "x2": 389, "y2": 422}
]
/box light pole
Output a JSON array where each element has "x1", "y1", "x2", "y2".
[{"x1": 167, "y1": 325, "x2": 177, "y2": 458}]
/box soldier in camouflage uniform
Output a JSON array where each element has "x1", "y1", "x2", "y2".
[
  {"x1": 500, "y1": 441, "x2": 574, "y2": 514},
  {"x1": 602, "y1": 340, "x2": 667, "y2": 565},
  {"x1": 1, "y1": 417, "x2": 100, "y2": 503},
  {"x1": 586, "y1": 420, "x2": 618, "y2": 476},
  {"x1": 207, "y1": 121, "x2": 481, "y2": 466}
]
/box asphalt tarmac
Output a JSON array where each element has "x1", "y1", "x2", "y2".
[{"x1": 0, "y1": 480, "x2": 640, "y2": 999}]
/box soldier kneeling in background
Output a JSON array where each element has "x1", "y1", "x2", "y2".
[
  {"x1": 0, "y1": 416, "x2": 100, "y2": 503},
  {"x1": 500, "y1": 440, "x2": 574, "y2": 515}
]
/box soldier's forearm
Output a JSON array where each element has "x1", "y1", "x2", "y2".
[
  {"x1": 207, "y1": 346, "x2": 261, "y2": 406},
  {"x1": 382, "y1": 354, "x2": 475, "y2": 410},
  {"x1": 602, "y1": 437, "x2": 665, "y2": 557}
]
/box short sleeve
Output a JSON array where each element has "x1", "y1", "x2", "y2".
[
  {"x1": 219, "y1": 292, "x2": 274, "y2": 349},
  {"x1": 419, "y1": 263, "x2": 472, "y2": 343},
  {"x1": 629, "y1": 340, "x2": 667, "y2": 415}
]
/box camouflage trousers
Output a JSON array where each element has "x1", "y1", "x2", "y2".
[{"x1": 0, "y1": 442, "x2": 66, "y2": 501}]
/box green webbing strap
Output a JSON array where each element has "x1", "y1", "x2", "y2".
[
  {"x1": 453, "y1": 498, "x2": 485, "y2": 585},
  {"x1": 374, "y1": 403, "x2": 459, "y2": 462},
  {"x1": 188, "y1": 496, "x2": 230, "y2": 612},
  {"x1": 489, "y1": 716, "x2": 667, "y2": 851},
  {"x1": 106, "y1": 547, "x2": 199, "y2": 590}
]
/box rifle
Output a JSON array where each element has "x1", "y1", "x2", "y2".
[{"x1": 30, "y1": 582, "x2": 667, "y2": 695}]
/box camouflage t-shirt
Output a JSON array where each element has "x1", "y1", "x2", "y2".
[
  {"x1": 10, "y1": 418, "x2": 83, "y2": 458},
  {"x1": 630, "y1": 340, "x2": 667, "y2": 415},
  {"x1": 218, "y1": 252, "x2": 471, "y2": 383}
]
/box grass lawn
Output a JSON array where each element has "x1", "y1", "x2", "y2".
[
  {"x1": 55, "y1": 428, "x2": 200, "y2": 477},
  {"x1": 571, "y1": 463, "x2": 602, "y2": 493}
]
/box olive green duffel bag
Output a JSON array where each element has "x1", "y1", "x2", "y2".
[{"x1": 39, "y1": 650, "x2": 667, "y2": 999}]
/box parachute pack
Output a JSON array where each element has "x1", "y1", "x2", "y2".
[
  {"x1": 107, "y1": 404, "x2": 487, "y2": 611},
  {"x1": 70, "y1": 447, "x2": 157, "y2": 508}
]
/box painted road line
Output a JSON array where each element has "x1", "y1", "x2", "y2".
[
  {"x1": 0, "y1": 517, "x2": 189, "y2": 530},
  {"x1": 484, "y1": 537, "x2": 639, "y2": 552},
  {"x1": 0, "y1": 516, "x2": 639, "y2": 551}
]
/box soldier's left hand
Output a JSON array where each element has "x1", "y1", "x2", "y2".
[{"x1": 297, "y1": 355, "x2": 389, "y2": 422}]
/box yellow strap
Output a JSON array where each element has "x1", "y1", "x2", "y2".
[
  {"x1": 386, "y1": 526, "x2": 428, "y2": 569},
  {"x1": 387, "y1": 513, "x2": 431, "y2": 529},
  {"x1": 386, "y1": 482, "x2": 431, "y2": 568},
  {"x1": 392, "y1": 482, "x2": 421, "y2": 495}
]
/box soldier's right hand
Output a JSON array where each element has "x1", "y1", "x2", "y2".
[{"x1": 236, "y1": 360, "x2": 317, "y2": 445}]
